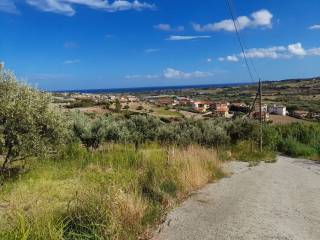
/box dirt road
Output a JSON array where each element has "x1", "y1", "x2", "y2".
[{"x1": 153, "y1": 156, "x2": 320, "y2": 240}]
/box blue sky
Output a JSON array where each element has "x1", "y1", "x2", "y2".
[{"x1": 0, "y1": 0, "x2": 320, "y2": 90}]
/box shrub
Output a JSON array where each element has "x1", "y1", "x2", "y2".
[
  {"x1": 278, "y1": 137, "x2": 317, "y2": 157},
  {"x1": 72, "y1": 112, "x2": 108, "y2": 150}
]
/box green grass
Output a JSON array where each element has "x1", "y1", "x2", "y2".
[
  {"x1": 0, "y1": 143, "x2": 224, "y2": 240},
  {"x1": 153, "y1": 108, "x2": 183, "y2": 118},
  {"x1": 232, "y1": 140, "x2": 277, "y2": 164}
]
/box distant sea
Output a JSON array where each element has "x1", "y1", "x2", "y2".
[{"x1": 55, "y1": 82, "x2": 253, "y2": 94}]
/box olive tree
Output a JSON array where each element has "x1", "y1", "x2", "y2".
[
  {"x1": 72, "y1": 113, "x2": 108, "y2": 150},
  {"x1": 115, "y1": 99, "x2": 122, "y2": 113},
  {"x1": 0, "y1": 70, "x2": 68, "y2": 170},
  {"x1": 126, "y1": 115, "x2": 161, "y2": 149}
]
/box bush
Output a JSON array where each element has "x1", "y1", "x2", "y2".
[
  {"x1": 278, "y1": 137, "x2": 317, "y2": 157},
  {"x1": 273, "y1": 123, "x2": 320, "y2": 159},
  {"x1": 72, "y1": 112, "x2": 108, "y2": 150}
]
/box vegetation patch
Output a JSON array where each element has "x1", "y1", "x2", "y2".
[{"x1": 0, "y1": 144, "x2": 223, "y2": 240}]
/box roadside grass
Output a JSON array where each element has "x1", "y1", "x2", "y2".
[
  {"x1": 274, "y1": 123, "x2": 320, "y2": 161},
  {"x1": 232, "y1": 140, "x2": 277, "y2": 165},
  {"x1": 0, "y1": 144, "x2": 224, "y2": 240}
]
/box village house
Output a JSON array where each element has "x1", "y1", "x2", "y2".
[
  {"x1": 175, "y1": 96, "x2": 193, "y2": 106},
  {"x1": 192, "y1": 101, "x2": 211, "y2": 113},
  {"x1": 292, "y1": 110, "x2": 309, "y2": 119},
  {"x1": 254, "y1": 103, "x2": 268, "y2": 113},
  {"x1": 156, "y1": 98, "x2": 175, "y2": 107},
  {"x1": 210, "y1": 102, "x2": 230, "y2": 117},
  {"x1": 268, "y1": 105, "x2": 287, "y2": 116},
  {"x1": 127, "y1": 95, "x2": 139, "y2": 102},
  {"x1": 311, "y1": 112, "x2": 320, "y2": 120},
  {"x1": 108, "y1": 95, "x2": 116, "y2": 101},
  {"x1": 230, "y1": 102, "x2": 248, "y2": 113},
  {"x1": 119, "y1": 95, "x2": 129, "y2": 103}
]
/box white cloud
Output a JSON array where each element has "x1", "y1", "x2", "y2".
[
  {"x1": 288, "y1": 43, "x2": 306, "y2": 56},
  {"x1": 219, "y1": 42, "x2": 320, "y2": 62},
  {"x1": 306, "y1": 47, "x2": 320, "y2": 56},
  {"x1": 145, "y1": 48, "x2": 159, "y2": 53},
  {"x1": 166, "y1": 35, "x2": 211, "y2": 41},
  {"x1": 26, "y1": 0, "x2": 155, "y2": 16},
  {"x1": 126, "y1": 68, "x2": 213, "y2": 80},
  {"x1": 218, "y1": 55, "x2": 239, "y2": 62},
  {"x1": 0, "y1": 0, "x2": 19, "y2": 14},
  {"x1": 244, "y1": 46, "x2": 288, "y2": 59},
  {"x1": 154, "y1": 24, "x2": 184, "y2": 32},
  {"x1": 207, "y1": 58, "x2": 212, "y2": 63},
  {"x1": 64, "y1": 59, "x2": 80, "y2": 64},
  {"x1": 163, "y1": 68, "x2": 213, "y2": 79},
  {"x1": 309, "y1": 24, "x2": 320, "y2": 30},
  {"x1": 227, "y1": 55, "x2": 239, "y2": 62},
  {"x1": 193, "y1": 9, "x2": 273, "y2": 32}
]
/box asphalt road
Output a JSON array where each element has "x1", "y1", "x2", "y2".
[{"x1": 153, "y1": 156, "x2": 320, "y2": 240}]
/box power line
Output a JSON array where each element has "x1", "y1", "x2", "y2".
[
  {"x1": 225, "y1": 0, "x2": 259, "y2": 83},
  {"x1": 225, "y1": 0, "x2": 263, "y2": 151}
]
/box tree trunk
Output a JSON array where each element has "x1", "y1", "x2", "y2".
[{"x1": 1, "y1": 153, "x2": 11, "y2": 171}]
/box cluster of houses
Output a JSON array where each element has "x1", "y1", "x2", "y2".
[
  {"x1": 59, "y1": 93, "x2": 140, "y2": 103},
  {"x1": 145, "y1": 96, "x2": 290, "y2": 119},
  {"x1": 57, "y1": 92, "x2": 320, "y2": 121}
]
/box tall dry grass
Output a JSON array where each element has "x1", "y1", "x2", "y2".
[
  {"x1": 169, "y1": 145, "x2": 223, "y2": 193},
  {"x1": 0, "y1": 143, "x2": 224, "y2": 240}
]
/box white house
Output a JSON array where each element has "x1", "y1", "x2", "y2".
[
  {"x1": 192, "y1": 101, "x2": 210, "y2": 112},
  {"x1": 268, "y1": 105, "x2": 287, "y2": 116}
]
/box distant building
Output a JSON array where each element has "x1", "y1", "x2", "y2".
[
  {"x1": 210, "y1": 102, "x2": 229, "y2": 117},
  {"x1": 127, "y1": 95, "x2": 139, "y2": 102},
  {"x1": 156, "y1": 98, "x2": 174, "y2": 106},
  {"x1": 254, "y1": 103, "x2": 268, "y2": 113},
  {"x1": 119, "y1": 96, "x2": 128, "y2": 103},
  {"x1": 311, "y1": 112, "x2": 320, "y2": 120},
  {"x1": 192, "y1": 101, "x2": 210, "y2": 113},
  {"x1": 175, "y1": 96, "x2": 193, "y2": 106},
  {"x1": 293, "y1": 110, "x2": 309, "y2": 119},
  {"x1": 108, "y1": 95, "x2": 116, "y2": 101},
  {"x1": 268, "y1": 105, "x2": 287, "y2": 116},
  {"x1": 230, "y1": 102, "x2": 249, "y2": 113}
]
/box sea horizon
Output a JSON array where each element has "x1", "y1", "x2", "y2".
[{"x1": 53, "y1": 81, "x2": 254, "y2": 94}]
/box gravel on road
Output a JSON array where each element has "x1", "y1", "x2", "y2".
[{"x1": 153, "y1": 156, "x2": 320, "y2": 240}]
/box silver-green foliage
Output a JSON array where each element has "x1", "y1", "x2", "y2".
[
  {"x1": 0, "y1": 70, "x2": 68, "y2": 169},
  {"x1": 72, "y1": 112, "x2": 109, "y2": 150}
]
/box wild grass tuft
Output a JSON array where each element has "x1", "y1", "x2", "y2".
[{"x1": 0, "y1": 143, "x2": 224, "y2": 240}]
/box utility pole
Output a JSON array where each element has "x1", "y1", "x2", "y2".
[{"x1": 259, "y1": 78, "x2": 263, "y2": 152}]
